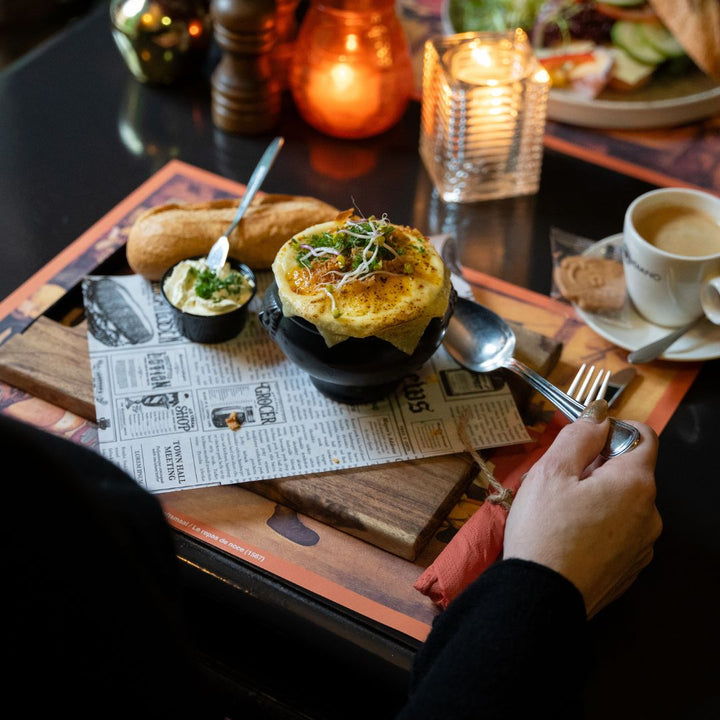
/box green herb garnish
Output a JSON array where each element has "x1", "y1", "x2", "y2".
[
  {"x1": 294, "y1": 217, "x2": 397, "y2": 271},
  {"x1": 292, "y1": 214, "x2": 423, "y2": 319},
  {"x1": 194, "y1": 268, "x2": 246, "y2": 302}
]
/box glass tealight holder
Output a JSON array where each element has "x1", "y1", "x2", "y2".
[{"x1": 420, "y1": 29, "x2": 550, "y2": 203}]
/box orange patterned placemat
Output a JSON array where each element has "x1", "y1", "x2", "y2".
[
  {"x1": 462, "y1": 270, "x2": 700, "y2": 436},
  {"x1": 0, "y1": 160, "x2": 701, "y2": 642},
  {"x1": 544, "y1": 118, "x2": 720, "y2": 196},
  {"x1": 125, "y1": 272, "x2": 702, "y2": 640}
]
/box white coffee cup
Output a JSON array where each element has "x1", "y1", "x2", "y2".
[{"x1": 623, "y1": 187, "x2": 720, "y2": 327}]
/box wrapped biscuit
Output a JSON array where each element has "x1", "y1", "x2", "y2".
[
  {"x1": 550, "y1": 227, "x2": 633, "y2": 325},
  {"x1": 553, "y1": 255, "x2": 626, "y2": 312}
]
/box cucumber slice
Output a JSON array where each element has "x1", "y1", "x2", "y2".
[
  {"x1": 639, "y1": 23, "x2": 686, "y2": 58},
  {"x1": 611, "y1": 21, "x2": 664, "y2": 65},
  {"x1": 609, "y1": 46, "x2": 656, "y2": 88}
]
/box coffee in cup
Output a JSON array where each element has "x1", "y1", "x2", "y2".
[
  {"x1": 634, "y1": 205, "x2": 720, "y2": 257},
  {"x1": 623, "y1": 188, "x2": 720, "y2": 327}
]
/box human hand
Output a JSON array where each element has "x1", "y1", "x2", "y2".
[{"x1": 503, "y1": 400, "x2": 662, "y2": 618}]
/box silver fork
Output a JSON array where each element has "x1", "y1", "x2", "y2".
[
  {"x1": 568, "y1": 364, "x2": 610, "y2": 405},
  {"x1": 569, "y1": 365, "x2": 637, "y2": 408},
  {"x1": 444, "y1": 297, "x2": 640, "y2": 457}
]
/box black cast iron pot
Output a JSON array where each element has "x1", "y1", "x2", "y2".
[{"x1": 259, "y1": 281, "x2": 456, "y2": 404}]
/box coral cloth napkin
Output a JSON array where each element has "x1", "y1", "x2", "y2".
[{"x1": 415, "y1": 414, "x2": 566, "y2": 609}]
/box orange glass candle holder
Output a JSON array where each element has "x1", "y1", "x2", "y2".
[{"x1": 289, "y1": 0, "x2": 414, "y2": 139}]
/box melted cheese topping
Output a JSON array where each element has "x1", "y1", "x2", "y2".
[{"x1": 272, "y1": 216, "x2": 450, "y2": 354}]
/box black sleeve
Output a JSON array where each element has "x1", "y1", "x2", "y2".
[
  {"x1": 397, "y1": 558, "x2": 589, "y2": 720},
  {"x1": 3, "y1": 413, "x2": 223, "y2": 719}
]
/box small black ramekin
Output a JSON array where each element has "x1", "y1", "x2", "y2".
[{"x1": 161, "y1": 256, "x2": 257, "y2": 343}]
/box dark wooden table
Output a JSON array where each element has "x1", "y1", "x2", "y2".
[{"x1": 2, "y1": 4, "x2": 718, "y2": 718}]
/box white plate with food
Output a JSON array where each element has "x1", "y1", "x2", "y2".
[
  {"x1": 547, "y1": 71, "x2": 720, "y2": 128},
  {"x1": 443, "y1": 0, "x2": 720, "y2": 129},
  {"x1": 573, "y1": 235, "x2": 720, "y2": 361}
]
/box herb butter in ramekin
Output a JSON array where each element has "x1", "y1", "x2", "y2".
[{"x1": 161, "y1": 256, "x2": 256, "y2": 343}]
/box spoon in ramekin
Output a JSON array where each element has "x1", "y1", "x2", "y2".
[{"x1": 206, "y1": 136, "x2": 285, "y2": 275}]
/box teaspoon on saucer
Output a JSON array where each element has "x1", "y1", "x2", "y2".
[{"x1": 627, "y1": 315, "x2": 705, "y2": 364}]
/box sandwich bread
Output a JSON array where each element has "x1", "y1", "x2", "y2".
[{"x1": 649, "y1": 0, "x2": 720, "y2": 80}]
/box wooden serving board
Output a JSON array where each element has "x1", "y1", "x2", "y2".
[{"x1": 0, "y1": 314, "x2": 560, "y2": 560}]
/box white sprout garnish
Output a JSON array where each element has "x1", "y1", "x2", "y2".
[
  {"x1": 323, "y1": 285, "x2": 340, "y2": 318},
  {"x1": 335, "y1": 215, "x2": 401, "y2": 290},
  {"x1": 299, "y1": 244, "x2": 340, "y2": 265},
  {"x1": 295, "y1": 213, "x2": 414, "y2": 318}
]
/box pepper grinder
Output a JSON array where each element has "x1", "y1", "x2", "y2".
[{"x1": 210, "y1": 0, "x2": 281, "y2": 134}]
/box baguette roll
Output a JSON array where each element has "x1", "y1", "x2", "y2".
[{"x1": 126, "y1": 194, "x2": 340, "y2": 280}]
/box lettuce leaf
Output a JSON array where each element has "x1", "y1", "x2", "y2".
[{"x1": 448, "y1": 0, "x2": 546, "y2": 33}]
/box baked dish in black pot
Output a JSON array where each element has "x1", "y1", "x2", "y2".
[{"x1": 259, "y1": 213, "x2": 455, "y2": 404}]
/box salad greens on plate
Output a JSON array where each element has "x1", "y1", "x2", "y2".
[
  {"x1": 446, "y1": 0, "x2": 695, "y2": 99},
  {"x1": 447, "y1": 0, "x2": 545, "y2": 34}
]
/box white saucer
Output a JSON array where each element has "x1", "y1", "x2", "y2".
[{"x1": 573, "y1": 235, "x2": 720, "y2": 362}]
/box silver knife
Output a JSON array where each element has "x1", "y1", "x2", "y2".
[{"x1": 605, "y1": 368, "x2": 637, "y2": 407}]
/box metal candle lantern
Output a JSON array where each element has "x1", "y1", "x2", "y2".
[{"x1": 110, "y1": 0, "x2": 212, "y2": 85}]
